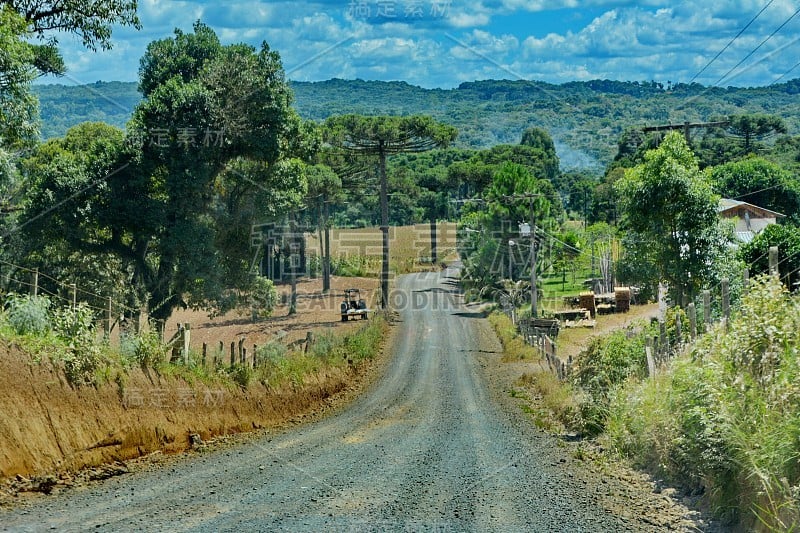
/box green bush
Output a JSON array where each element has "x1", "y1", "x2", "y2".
[
  {"x1": 229, "y1": 363, "x2": 252, "y2": 388},
  {"x1": 249, "y1": 276, "x2": 278, "y2": 318},
  {"x1": 570, "y1": 328, "x2": 647, "y2": 435},
  {"x1": 51, "y1": 304, "x2": 103, "y2": 385},
  {"x1": 121, "y1": 328, "x2": 166, "y2": 368},
  {"x1": 608, "y1": 276, "x2": 800, "y2": 528},
  {"x1": 6, "y1": 294, "x2": 51, "y2": 335},
  {"x1": 256, "y1": 341, "x2": 288, "y2": 366},
  {"x1": 330, "y1": 255, "x2": 379, "y2": 277}
]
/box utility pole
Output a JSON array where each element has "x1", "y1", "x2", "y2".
[
  {"x1": 322, "y1": 200, "x2": 331, "y2": 293},
  {"x1": 503, "y1": 193, "x2": 544, "y2": 318},
  {"x1": 642, "y1": 120, "x2": 729, "y2": 143}
]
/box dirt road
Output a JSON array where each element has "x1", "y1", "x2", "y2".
[{"x1": 2, "y1": 268, "x2": 694, "y2": 531}]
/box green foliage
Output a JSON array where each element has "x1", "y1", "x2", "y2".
[
  {"x1": 709, "y1": 157, "x2": 800, "y2": 218},
  {"x1": 256, "y1": 342, "x2": 288, "y2": 366},
  {"x1": 120, "y1": 329, "x2": 166, "y2": 369},
  {"x1": 249, "y1": 276, "x2": 278, "y2": 318},
  {"x1": 739, "y1": 224, "x2": 800, "y2": 292},
  {"x1": 727, "y1": 114, "x2": 788, "y2": 154},
  {"x1": 18, "y1": 24, "x2": 312, "y2": 324},
  {"x1": 51, "y1": 303, "x2": 102, "y2": 386},
  {"x1": 6, "y1": 293, "x2": 51, "y2": 335},
  {"x1": 616, "y1": 132, "x2": 728, "y2": 302},
  {"x1": 29, "y1": 79, "x2": 800, "y2": 173},
  {"x1": 228, "y1": 364, "x2": 253, "y2": 388},
  {"x1": 459, "y1": 160, "x2": 560, "y2": 293},
  {"x1": 608, "y1": 276, "x2": 800, "y2": 528},
  {"x1": 0, "y1": 6, "x2": 40, "y2": 148},
  {"x1": 570, "y1": 328, "x2": 647, "y2": 435}
]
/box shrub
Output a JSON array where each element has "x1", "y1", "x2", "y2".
[
  {"x1": 249, "y1": 276, "x2": 278, "y2": 318},
  {"x1": 229, "y1": 364, "x2": 252, "y2": 388},
  {"x1": 608, "y1": 276, "x2": 800, "y2": 528},
  {"x1": 120, "y1": 328, "x2": 166, "y2": 368},
  {"x1": 256, "y1": 341, "x2": 287, "y2": 366},
  {"x1": 52, "y1": 303, "x2": 103, "y2": 386},
  {"x1": 570, "y1": 328, "x2": 647, "y2": 435},
  {"x1": 6, "y1": 294, "x2": 51, "y2": 335}
]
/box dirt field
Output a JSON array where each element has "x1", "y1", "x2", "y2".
[{"x1": 164, "y1": 275, "x2": 380, "y2": 351}]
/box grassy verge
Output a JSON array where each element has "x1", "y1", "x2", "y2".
[
  {"x1": 490, "y1": 276, "x2": 800, "y2": 530},
  {"x1": 488, "y1": 312, "x2": 540, "y2": 362},
  {"x1": 0, "y1": 293, "x2": 388, "y2": 394}
]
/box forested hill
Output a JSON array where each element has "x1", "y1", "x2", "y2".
[{"x1": 33, "y1": 78, "x2": 800, "y2": 171}]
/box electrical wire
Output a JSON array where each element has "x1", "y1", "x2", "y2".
[
  {"x1": 712, "y1": 4, "x2": 800, "y2": 87},
  {"x1": 689, "y1": 0, "x2": 776, "y2": 84}
]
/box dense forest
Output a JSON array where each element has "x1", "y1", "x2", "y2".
[{"x1": 34, "y1": 78, "x2": 800, "y2": 170}]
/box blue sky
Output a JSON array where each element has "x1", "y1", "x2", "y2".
[{"x1": 45, "y1": 0, "x2": 800, "y2": 89}]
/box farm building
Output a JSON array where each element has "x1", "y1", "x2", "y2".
[{"x1": 718, "y1": 198, "x2": 784, "y2": 243}]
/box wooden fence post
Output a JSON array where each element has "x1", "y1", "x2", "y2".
[
  {"x1": 687, "y1": 302, "x2": 697, "y2": 340},
  {"x1": 743, "y1": 268, "x2": 749, "y2": 296},
  {"x1": 202, "y1": 343, "x2": 207, "y2": 367},
  {"x1": 703, "y1": 290, "x2": 711, "y2": 330},
  {"x1": 104, "y1": 297, "x2": 112, "y2": 338},
  {"x1": 253, "y1": 344, "x2": 258, "y2": 368},
  {"x1": 645, "y1": 337, "x2": 656, "y2": 377},
  {"x1": 71, "y1": 283, "x2": 77, "y2": 309},
  {"x1": 769, "y1": 246, "x2": 779, "y2": 277},
  {"x1": 675, "y1": 313, "x2": 682, "y2": 348},
  {"x1": 182, "y1": 323, "x2": 191, "y2": 364},
  {"x1": 238, "y1": 338, "x2": 245, "y2": 365},
  {"x1": 32, "y1": 268, "x2": 39, "y2": 296},
  {"x1": 230, "y1": 341, "x2": 235, "y2": 367},
  {"x1": 721, "y1": 278, "x2": 730, "y2": 327}
]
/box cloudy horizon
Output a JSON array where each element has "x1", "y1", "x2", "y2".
[{"x1": 35, "y1": 0, "x2": 800, "y2": 89}]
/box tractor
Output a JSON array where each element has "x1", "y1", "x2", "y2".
[{"x1": 340, "y1": 288, "x2": 369, "y2": 321}]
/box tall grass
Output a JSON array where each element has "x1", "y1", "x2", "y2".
[{"x1": 607, "y1": 276, "x2": 800, "y2": 529}]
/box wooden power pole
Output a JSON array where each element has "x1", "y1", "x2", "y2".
[{"x1": 642, "y1": 120, "x2": 729, "y2": 143}]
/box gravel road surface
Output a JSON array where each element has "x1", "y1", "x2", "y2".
[{"x1": 2, "y1": 268, "x2": 691, "y2": 532}]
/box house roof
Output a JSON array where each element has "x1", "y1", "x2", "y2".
[{"x1": 718, "y1": 198, "x2": 785, "y2": 219}]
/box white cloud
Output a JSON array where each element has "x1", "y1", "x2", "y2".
[{"x1": 35, "y1": 0, "x2": 800, "y2": 89}]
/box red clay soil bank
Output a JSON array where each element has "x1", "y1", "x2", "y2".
[{"x1": 0, "y1": 347, "x2": 358, "y2": 481}]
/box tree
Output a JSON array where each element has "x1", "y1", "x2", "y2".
[
  {"x1": 19, "y1": 24, "x2": 310, "y2": 326},
  {"x1": 324, "y1": 114, "x2": 457, "y2": 307},
  {"x1": 16, "y1": 122, "x2": 130, "y2": 306},
  {"x1": 737, "y1": 224, "x2": 800, "y2": 291},
  {"x1": 616, "y1": 131, "x2": 728, "y2": 304},
  {"x1": 709, "y1": 157, "x2": 800, "y2": 219},
  {"x1": 727, "y1": 114, "x2": 787, "y2": 155},
  {"x1": 305, "y1": 163, "x2": 341, "y2": 292},
  {"x1": 2, "y1": 0, "x2": 140, "y2": 51},
  {"x1": 0, "y1": 6, "x2": 62, "y2": 148},
  {"x1": 459, "y1": 162, "x2": 558, "y2": 306}
]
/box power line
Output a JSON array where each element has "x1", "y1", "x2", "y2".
[
  {"x1": 770, "y1": 57, "x2": 800, "y2": 85},
  {"x1": 712, "y1": 4, "x2": 800, "y2": 87},
  {"x1": 689, "y1": 0, "x2": 776, "y2": 84}
]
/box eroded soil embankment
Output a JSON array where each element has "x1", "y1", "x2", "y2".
[{"x1": 0, "y1": 347, "x2": 374, "y2": 483}]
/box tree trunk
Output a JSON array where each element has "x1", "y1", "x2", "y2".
[
  {"x1": 430, "y1": 218, "x2": 437, "y2": 264},
  {"x1": 323, "y1": 201, "x2": 331, "y2": 292},
  {"x1": 289, "y1": 215, "x2": 298, "y2": 315},
  {"x1": 379, "y1": 146, "x2": 389, "y2": 309}
]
